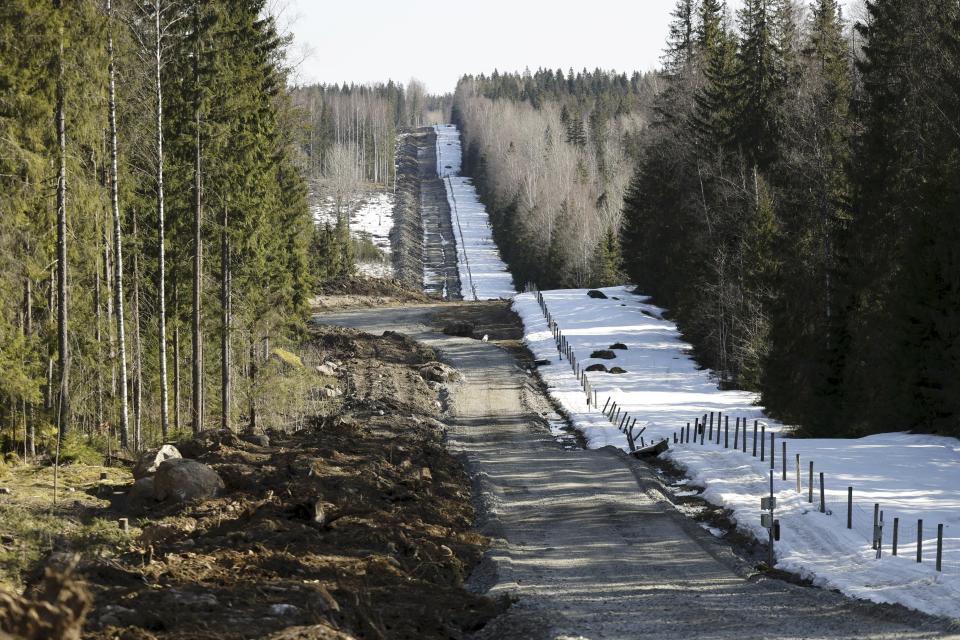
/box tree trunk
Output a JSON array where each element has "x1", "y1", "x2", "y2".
[
  {"x1": 192, "y1": 9, "x2": 203, "y2": 434},
  {"x1": 132, "y1": 210, "x2": 143, "y2": 451},
  {"x1": 173, "y1": 282, "x2": 181, "y2": 437},
  {"x1": 55, "y1": 15, "x2": 70, "y2": 439},
  {"x1": 107, "y1": 0, "x2": 130, "y2": 448},
  {"x1": 221, "y1": 205, "x2": 231, "y2": 431},
  {"x1": 154, "y1": 0, "x2": 170, "y2": 440}
]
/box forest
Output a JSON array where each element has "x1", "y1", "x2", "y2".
[
  {"x1": 455, "y1": 0, "x2": 960, "y2": 439},
  {"x1": 0, "y1": 0, "x2": 316, "y2": 459}
]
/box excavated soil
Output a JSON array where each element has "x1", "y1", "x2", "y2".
[{"x1": 38, "y1": 326, "x2": 506, "y2": 640}]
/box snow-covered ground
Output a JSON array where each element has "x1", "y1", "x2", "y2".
[
  {"x1": 435, "y1": 125, "x2": 515, "y2": 300},
  {"x1": 513, "y1": 285, "x2": 960, "y2": 619},
  {"x1": 312, "y1": 191, "x2": 394, "y2": 278}
]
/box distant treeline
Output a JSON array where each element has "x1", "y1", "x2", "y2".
[
  {"x1": 453, "y1": 68, "x2": 658, "y2": 288},
  {"x1": 623, "y1": 0, "x2": 960, "y2": 437}
]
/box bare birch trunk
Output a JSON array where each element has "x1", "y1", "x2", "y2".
[
  {"x1": 107, "y1": 0, "x2": 130, "y2": 448},
  {"x1": 154, "y1": 0, "x2": 170, "y2": 440}
]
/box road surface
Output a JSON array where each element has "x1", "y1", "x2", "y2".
[{"x1": 317, "y1": 304, "x2": 957, "y2": 640}]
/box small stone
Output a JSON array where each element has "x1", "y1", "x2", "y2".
[{"x1": 268, "y1": 603, "x2": 299, "y2": 616}]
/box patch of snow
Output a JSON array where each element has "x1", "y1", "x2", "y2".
[
  {"x1": 513, "y1": 285, "x2": 960, "y2": 619},
  {"x1": 312, "y1": 191, "x2": 394, "y2": 278},
  {"x1": 435, "y1": 125, "x2": 515, "y2": 300}
]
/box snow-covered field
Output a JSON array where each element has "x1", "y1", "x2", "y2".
[
  {"x1": 312, "y1": 191, "x2": 394, "y2": 278},
  {"x1": 513, "y1": 285, "x2": 960, "y2": 619},
  {"x1": 435, "y1": 125, "x2": 515, "y2": 300}
]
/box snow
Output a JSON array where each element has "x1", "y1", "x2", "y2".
[
  {"x1": 513, "y1": 285, "x2": 960, "y2": 619},
  {"x1": 312, "y1": 191, "x2": 394, "y2": 278},
  {"x1": 434, "y1": 125, "x2": 515, "y2": 300}
]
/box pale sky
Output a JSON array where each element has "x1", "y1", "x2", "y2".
[{"x1": 280, "y1": 0, "x2": 863, "y2": 94}]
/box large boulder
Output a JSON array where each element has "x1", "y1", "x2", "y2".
[
  {"x1": 133, "y1": 445, "x2": 182, "y2": 480},
  {"x1": 590, "y1": 350, "x2": 617, "y2": 360},
  {"x1": 587, "y1": 289, "x2": 608, "y2": 299},
  {"x1": 153, "y1": 459, "x2": 224, "y2": 503},
  {"x1": 240, "y1": 433, "x2": 270, "y2": 447},
  {"x1": 127, "y1": 477, "x2": 156, "y2": 506}
]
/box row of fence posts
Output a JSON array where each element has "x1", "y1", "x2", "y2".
[
  {"x1": 674, "y1": 410, "x2": 946, "y2": 572},
  {"x1": 525, "y1": 286, "x2": 948, "y2": 574},
  {"x1": 526, "y1": 283, "x2": 649, "y2": 453}
]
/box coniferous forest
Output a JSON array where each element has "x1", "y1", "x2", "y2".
[
  {"x1": 455, "y1": 0, "x2": 960, "y2": 439},
  {"x1": 0, "y1": 0, "x2": 314, "y2": 456}
]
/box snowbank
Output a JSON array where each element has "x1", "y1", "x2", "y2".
[
  {"x1": 435, "y1": 125, "x2": 514, "y2": 300},
  {"x1": 513, "y1": 285, "x2": 960, "y2": 619}
]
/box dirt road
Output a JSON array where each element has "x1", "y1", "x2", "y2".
[{"x1": 318, "y1": 304, "x2": 957, "y2": 640}]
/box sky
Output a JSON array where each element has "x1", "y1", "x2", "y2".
[{"x1": 280, "y1": 0, "x2": 863, "y2": 94}]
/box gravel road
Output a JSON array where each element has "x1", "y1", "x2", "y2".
[{"x1": 317, "y1": 304, "x2": 958, "y2": 640}]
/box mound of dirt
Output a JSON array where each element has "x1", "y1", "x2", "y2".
[
  {"x1": 313, "y1": 275, "x2": 432, "y2": 312},
  {"x1": 0, "y1": 555, "x2": 91, "y2": 640},
  {"x1": 81, "y1": 325, "x2": 502, "y2": 640}
]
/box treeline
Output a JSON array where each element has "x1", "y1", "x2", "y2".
[
  {"x1": 0, "y1": 0, "x2": 314, "y2": 457},
  {"x1": 623, "y1": 0, "x2": 960, "y2": 437},
  {"x1": 453, "y1": 69, "x2": 657, "y2": 287}
]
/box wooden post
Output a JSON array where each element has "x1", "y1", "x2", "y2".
[
  {"x1": 819, "y1": 472, "x2": 825, "y2": 513},
  {"x1": 796, "y1": 454, "x2": 801, "y2": 493},
  {"x1": 734, "y1": 417, "x2": 740, "y2": 449},
  {"x1": 602, "y1": 397, "x2": 611, "y2": 414},
  {"x1": 770, "y1": 432, "x2": 775, "y2": 470},
  {"x1": 708, "y1": 413, "x2": 714, "y2": 441},
  {"x1": 118, "y1": 517, "x2": 129, "y2": 533},
  {"x1": 761, "y1": 425, "x2": 766, "y2": 461},
  {"x1": 872, "y1": 503, "x2": 880, "y2": 549},
  {"x1": 917, "y1": 520, "x2": 923, "y2": 563},
  {"x1": 936, "y1": 524, "x2": 943, "y2": 572},
  {"x1": 673, "y1": 432, "x2": 678, "y2": 444},
  {"x1": 892, "y1": 517, "x2": 899, "y2": 556},
  {"x1": 700, "y1": 420, "x2": 705, "y2": 445},
  {"x1": 685, "y1": 422, "x2": 690, "y2": 443},
  {"x1": 619, "y1": 414, "x2": 627, "y2": 430},
  {"x1": 781, "y1": 441, "x2": 787, "y2": 480},
  {"x1": 724, "y1": 416, "x2": 729, "y2": 448},
  {"x1": 753, "y1": 420, "x2": 758, "y2": 457},
  {"x1": 847, "y1": 487, "x2": 853, "y2": 529},
  {"x1": 808, "y1": 461, "x2": 814, "y2": 503},
  {"x1": 625, "y1": 423, "x2": 636, "y2": 452},
  {"x1": 594, "y1": 390, "x2": 598, "y2": 407},
  {"x1": 716, "y1": 418, "x2": 722, "y2": 445}
]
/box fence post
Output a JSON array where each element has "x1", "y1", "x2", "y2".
[
  {"x1": 917, "y1": 520, "x2": 923, "y2": 563},
  {"x1": 937, "y1": 524, "x2": 943, "y2": 572},
  {"x1": 700, "y1": 420, "x2": 705, "y2": 445},
  {"x1": 602, "y1": 397, "x2": 611, "y2": 414},
  {"x1": 734, "y1": 417, "x2": 740, "y2": 449},
  {"x1": 808, "y1": 461, "x2": 814, "y2": 503},
  {"x1": 724, "y1": 416, "x2": 729, "y2": 448},
  {"x1": 847, "y1": 487, "x2": 853, "y2": 529},
  {"x1": 761, "y1": 425, "x2": 766, "y2": 462},
  {"x1": 709, "y1": 413, "x2": 714, "y2": 441},
  {"x1": 770, "y1": 432, "x2": 775, "y2": 470},
  {"x1": 753, "y1": 421, "x2": 758, "y2": 457},
  {"x1": 796, "y1": 454, "x2": 801, "y2": 493},
  {"x1": 781, "y1": 441, "x2": 787, "y2": 481},
  {"x1": 872, "y1": 503, "x2": 880, "y2": 549},
  {"x1": 819, "y1": 472, "x2": 826, "y2": 513},
  {"x1": 892, "y1": 517, "x2": 899, "y2": 556}
]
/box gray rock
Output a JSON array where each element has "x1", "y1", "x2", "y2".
[
  {"x1": 133, "y1": 444, "x2": 182, "y2": 479},
  {"x1": 153, "y1": 458, "x2": 224, "y2": 503},
  {"x1": 315, "y1": 363, "x2": 337, "y2": 376},
  {"x1": 128, "y1": 477, "x2": 156, "y2": 505},
  {"x1": 240, "y1": 433, "x2": 270, "y2": 447},
  {"x1": 587, "y1": 289, "x2": 608, "y2": 299},
  {"x1": 590, "y1": 350, "x2": 617, "y2": 360},
  {"x1": 418, "y1": 362, "x2": 461, "y2": 383}
]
